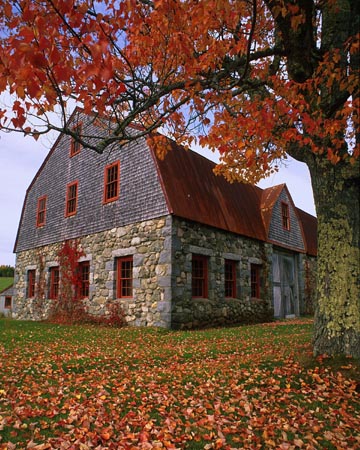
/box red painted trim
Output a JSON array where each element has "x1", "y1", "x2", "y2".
[
  {"x1": 36, "y1": 195, "x2": 47, "y2": 227},
  {"x1": 116, "y1": 256, "x2": 133, "y2": 298},
  {"x1": 281, "y1": 201, "x2": 291, "y2": 231},
  {"x1": 65, "y1": 181, "x2": 78, "y2": 217},
  {"x1": 225, "y1": 259, "x2": 236, "y2": 298},
  {"x1": 49, "y1": 266, "x2": 59, "y2": 300},
  {"x1": 192, "y1": 254, "x2": 208, "y2": 298},
  {"x1": 103, "y1": 161, "x2": 120, "y2": 204},
  {"x1": 250, "y1": 264, "x2": 261, "y2": 298},
  {"x1": 69, "y1": 122, "x2": 82, "y2": 157},
  {"x1": 27, "y1": 269, "x2": 36, "y2": 298},
  {"x1": 78, "y1": 261, "x2": 90, "y2": 299}
]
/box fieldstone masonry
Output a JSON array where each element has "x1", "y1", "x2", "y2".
[
  {"x1": 170, "y1": 217, "x2": 274, "y2": 328},
  {"x1": 14, "y1": 214, "x2": 316, "y2": 328},
  {"x1": 14, "y1": 216, "x2": 172, "y2": 327}
]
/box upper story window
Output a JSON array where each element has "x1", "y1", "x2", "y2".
[
  {"x1": 49, "y1": 266, "x2": 59, "y2": 300},
  {"x1": 250, "y1": 264, "x2": 261, "y2": 298},
  {"x1": 225, "y1": 259, "x2": 236, "y2": 298},
  {"x1": 27, "y1": 269, "x2": 36, "y2": 298},
  {"x1": 116, "y1": 256, "x2": 133, "y2": 298},
  {"x1": 104, "y1": 161, "x2": 120, "y2": 203},
  {"x1": 65, "y1": 181, "x2": 78, "y2": 217},
  {"x1": 70, "y1": 123, "x2": 82, "y2": 157},
  {"x1": 36, "y1": 195, "x2": 47, "y2": 227},
  {"x1": 192, "y1": 254, "x2": 208, "y2": 298},
  {"x1": 78, "y1": 261, "x2": 90, "y2": 299},
  {"x1": 281, "y1": 202, "x2": 290, "y2": 230}
]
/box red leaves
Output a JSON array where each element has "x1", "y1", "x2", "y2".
[{"x1": 0, "y1": 318, "x2": 359, "y2": 449}]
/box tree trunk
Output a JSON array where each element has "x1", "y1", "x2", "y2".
[{"x1": 307, "y1": 156, "x2": 360, "y2": 358}]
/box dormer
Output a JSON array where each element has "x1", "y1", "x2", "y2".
[{"x1": 261, "y1": 184, "x2": 306, "y2": 252}]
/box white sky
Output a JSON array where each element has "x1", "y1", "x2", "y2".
[{"x1": 0, "y1": 130, "x2": 316, "y2": 267}]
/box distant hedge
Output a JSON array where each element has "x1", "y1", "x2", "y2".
[{"x1": 0, "y1": 265, "x2": 15, "y2": 277}]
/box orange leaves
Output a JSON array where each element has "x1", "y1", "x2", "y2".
[{"x1": 1, "y1": 319, "x2": 360, "y2": 448}]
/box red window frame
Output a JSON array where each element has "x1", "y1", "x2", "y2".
[
  {"x1": 225, "y1": 259, "x2": 236, "y2": 298},
  {"x1": 192, "y1": 254, "x2": 208, "y2": 298},
  {"x1": 27, "y1": 269, "x2": 36, "y2": 298},
  {"x1": 281, "y1": 202, "x2": 290, "y2": 230},
  {"x1": 77, "y1": 261, "x2": 90, "y2": 299},
  {"x1": 116, "y1": 256, "x2": 133, "y2": 298},
  {"x1": 4, "y1": 296, "x2": 12, "y2": 309},
  {"x1": 250, "y1": 264, "x2": 261, "y2": 298},
  {"x1": 70, "y1": 123, "x2": 82, "y2": 157},
  {"x1": 65, "y1": 181, "x2": 78, "y2": 217},
  {"x1": 103, "y1": 161, "x2": 120, "y2": 203},
  {"x1": 36, "y1": 195, "x2": 47, "y2": 227},
  {"x1": 49, "y1": 266, "x2": 60, "y2": 300}
]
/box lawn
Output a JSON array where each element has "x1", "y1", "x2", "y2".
[
  {"x1": 0, "y1": 277, "x2": 13, "y2": 292},
  {"x1": 0, "y1": 319, "x2": 359, "y2": 450}
]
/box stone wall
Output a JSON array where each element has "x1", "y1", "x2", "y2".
[
  {"x1": 170, "y1": 218, "x2": 274, "y2": 329},
  {"x1": 13, "y1": 216, "x2": 172, "y2": 327}
]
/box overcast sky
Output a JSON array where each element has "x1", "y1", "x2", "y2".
[{"x1": 0, "y1": 129, "x2": 316, "y2": 267}]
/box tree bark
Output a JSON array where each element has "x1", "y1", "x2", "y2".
[{"x1": 308, "y1": 156, "x2": 360, "y2": 358}]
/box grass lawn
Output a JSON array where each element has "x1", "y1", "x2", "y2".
[
  {"x1": 0, "y1": 277, "x2": 13, "y2": 292},
  {"x1": 0, "y1": 318, "x2": 359, "y2": 449}
]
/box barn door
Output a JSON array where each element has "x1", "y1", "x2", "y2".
[{"x1": 272, "y1": 252, "x2": 297, "y2": 318}]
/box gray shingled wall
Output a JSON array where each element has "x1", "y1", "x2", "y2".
[
  {"x1": 15, "y1": 113, "x2": 169, "y2": 252},
  {"x1": 268, "y1": 189, "x2": 305, "y2": 251}
]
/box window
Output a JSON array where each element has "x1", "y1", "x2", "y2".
[
  {"x1": 281, "y1": 202, "x2": 290, "y2": 230},
  {"x1": 36, "y1": 195, "x2": 47, "y2": 227},
  {"x1": 65, "y1": 181, "x2": 78, "y2": 217},
  {"x1": 49, "y1": 266, "x2": 59, "y2": 300},
  {"x1": 70, "y1": 124, "x2": 82, "y2": 157},
  {"x1": 225, "y1": 259, "x2": 236, "y2": 298},
  {"x1": 78, "y1": 261, "x2": 90, "y2": 298},
  {"x1": 116, "y1": 256, "x2": 133, "y2": 298},
  {"x1": 4, "y1": 296, "x2": 12, "y2": 309},
  {"x1": 27, "y1": 269, "x2": 36, "y2": 298},
  {"x1": 250, "y1": 264, "x2": 261, "y2": 298},
  {"x1": 103, "y1": 161, "x2": 120, "y2": 203},
  {"x1": 192, "y1": 254, "x2": 208, "y2": 298}
]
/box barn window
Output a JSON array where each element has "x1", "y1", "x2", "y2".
[
  {"x1": 65, "y1": 181, "x2": 78, "y2": 217},
  {"x1": 281, "y1": 202, "x2": 290, "y2": 230},
  {"x1": 36, "y1": 196, "x2": 47, "y2": 227},
  {"x1": 27, "y1": 269, "x2": 36, "y2": 298},
  {"x1": 4, "y1": 296, "x2": 12, "y2": 309},
  {"x1": 116, "y1": 256, "x2": 133, "y2": 298},
  {"x1": 49, "y1": 266, "x2": 59, "y2": 300},
  {"x1": 225, "y1": 259, "x2": 237, "y2": 298},
  {"x1": 104, "y1": 161, "x2": 120, "y2": 203},
  {"x1": 78, "y1": 261, "x2": 90, "y2": 298},
  {"x1": 250, "y1": 264, "x2": 261, "y2": 298},
  {"x1": 192, "y1": 254, "x2": 208, "y2": 298},
  {"x1": 70, "y1": 123, "x2": 82, "y2": 157}
]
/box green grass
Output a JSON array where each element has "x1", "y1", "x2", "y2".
[
  {"x1": 0, "y1": 318, "x2": 359, "y2": 449},
  {"x1": 0, "y1": 277, "x2": 13, "y2": 292}
]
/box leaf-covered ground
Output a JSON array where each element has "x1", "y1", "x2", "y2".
[{"x1": 0, "y1": 318, "x2": 359, "y2": 449}]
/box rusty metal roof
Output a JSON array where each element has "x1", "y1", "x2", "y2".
[
  {"x1": 296, "y1": 208, "x2": 318, "y2": 256},
  {"x1": 151, "y1": 139, "x2": 317, "y2": 255}
]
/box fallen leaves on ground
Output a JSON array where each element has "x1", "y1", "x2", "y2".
[{"x1": 0, "y1": 318, "x2": 359, "y2": 449}]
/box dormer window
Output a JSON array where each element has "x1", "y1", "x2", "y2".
[
  {"x1": 103, "y1": 161, "x2": 120, "y2": 203},
  {"x1": 36, "y1": 195, "x2": 47, "y2": 227},
  {"x1": 281, "y1": 202, "x2": 290, "y2": 230},
  {"x1": 70, "y1": 124, "x2": 82, "y2": 157}
]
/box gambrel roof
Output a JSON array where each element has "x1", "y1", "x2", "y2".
[
  {"x1": 14, "y1": 111, "x2": 317, "y2": 256},
  {"x1": 152, "y1": 140, "x2": 317, "y2": 256}
]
